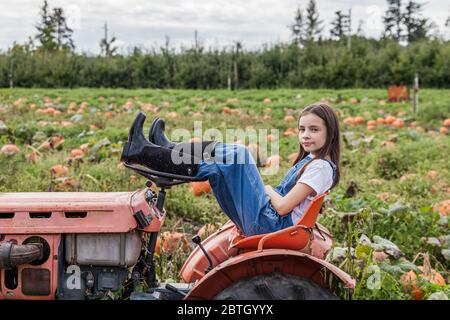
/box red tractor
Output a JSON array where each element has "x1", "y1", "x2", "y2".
[{"x1": 0, "y1": 115, "x2": 355, "y2": 300}]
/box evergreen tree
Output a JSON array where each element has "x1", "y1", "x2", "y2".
[
  {"x1": 383, "y1": 0, "x2": 403, "y2": 41},
  {"x1": 35, "y1": 0, "x2": 57, "y2": 51},
  {"x1": 52, "y1": 7, "x2": 74, "y2": 50},
  {"x1": 403, "y1": 1, "x2": 432, "y2": 42},
  {"x1": 100, "y1": 22, "x2": 118, "y2": 57},
  {"x1": 305, "y1": 0, "x2": 323, "y2": 41},
  {"x1": 330, "y1": 10, "x2": 346, "y2": 40},
  {"x1": 289, "y1": 6, "x2": 306, "y2": 45}
]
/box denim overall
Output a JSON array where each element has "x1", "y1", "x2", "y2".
[{"x1": 195, "y1": 143, "x2": 336, "y2": 236}]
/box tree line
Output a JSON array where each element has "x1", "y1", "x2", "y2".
[{"x1": 0, "y1": 0, "x2": 449, "y2": 89}]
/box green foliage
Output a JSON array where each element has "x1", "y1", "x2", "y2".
[{"x1": 1, "y1": 38, "x2": 450, "y2": 89}]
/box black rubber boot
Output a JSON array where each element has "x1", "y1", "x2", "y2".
[
  {"x1": 149, "y1": 117, "x2": 217, "y2": 152},
  {"x1": 149, "y1": 117, "x2": 176, "y2": 149},
  {"x1": 121, "y1": 112, "x2": 218, "y2": 177}
]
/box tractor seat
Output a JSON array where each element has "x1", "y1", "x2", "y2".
[{"x1": 229, "y1": 192, "x2": 329, "y2": 251}]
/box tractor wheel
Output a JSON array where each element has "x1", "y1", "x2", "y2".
[{"x1": 213, "y1": 272, "x2": 338, "y2": 300}]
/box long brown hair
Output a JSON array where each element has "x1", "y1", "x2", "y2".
[{"x1": 293, "y1": 103, "x2": 341, "y2": 190}]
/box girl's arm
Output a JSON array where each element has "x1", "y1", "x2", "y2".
[{"x1": 265, "y1": 183, "x2": 315, "y2": 216}]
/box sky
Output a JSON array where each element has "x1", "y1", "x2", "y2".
[{"x1": 0, "y1": 0, "x2": 449, "y2": 54}]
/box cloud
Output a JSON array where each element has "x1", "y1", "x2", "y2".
[{"x1": 0, "y1": 0, "x2": 448, "y2": 54}]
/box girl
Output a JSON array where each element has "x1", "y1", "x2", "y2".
[{"x1": 121, "y1": 103, "x2": 340, "y2": 236}]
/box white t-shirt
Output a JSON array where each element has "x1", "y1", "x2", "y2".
[{"x1": 290, "y1": 158, "x2": 334, "y2": 224}]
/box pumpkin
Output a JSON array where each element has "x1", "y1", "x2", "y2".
[
  {"x1": 197, "y1": 224, "x2": 217, "y2": 238},
  {"x1": 432, "y1": 200, "x2": 450, "y2": 216},
  {"x1": 392, "y1": 119, "x2": 405, "y2": 128},
  {"x1": 263, "y1": 107, "x2": 272, "y2": 113},
  {"x1": 265, "y1": 155, "x2": 283, "y2": 167},
  {"x1": 284, "y1": 115, "x2": 295, "y2": 122},
  {"x1": 1, "y1": 144, "x2": 20, "y2": 155},
  {"x1": 425, "y1": 170, "x2": 438, "y2": 180},
  {"x1": 222, "y1": 107, "x2": 232, "y2": 114},
  {"x1": 443, "y1": 119, "x2": 450, "y2": 127},
  {"x1": 267, "y1": 134, "x2": 277, "y2": 142},
  {"x1": 71, "y1": 149, "x2": 84, "y2": 158},
  {"x1": 343, "y1": 117, "x2": 355, "y2": 125},
  {"x1": 155, "y1": 231, "x2": 190, "y2": 256},
  {"x1": 263, "y1": 115, "x2": 271, "y2": 121},
  {"x1": 263, "y1": 98, "x2": 272, "y2": 104},
  {"x1": 350, "y1": 98, "x2": 359, "y2": 105},
  {"x1": 50, "y1": 135, "x2": 65, "y2": 148},
  {"x1": 401, "y1": 266, "x2": 446, "y2": 300},
  {"x1": 50, "y1": 164, "x2": 69, "y2": 177},
  {"x1": 385, "y1": 115, "x2": 396, "y2": 125},
  {"x1": 104, "y1": 111, "x2": 113, "y2": 119},
  {"x1": 367, "y1": 120, "x2": 377, "y2": 126},
  {"x1": 26, "y1": 151, "x2": 40, "y2": 162},
  {"x1": 189, "y1": 181, "x2": 211, "y2": 196},
  {"x1": 439, "y1": 127, "x2": 448, "y2": 135},
  {"x1": 367, "y1": 125, "x2": 376, "y2": 131},
  {"x1": 167, "y1": 111, "x2": 180, "y2": 119},
  {"x1": 354, "y1": 116, "x2": 365, "y2": 125},
  {"x1": 376, "y1": 117, "x2": 386, "y2": 125}
]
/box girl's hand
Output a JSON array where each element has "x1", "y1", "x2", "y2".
[{"x1": 265, "y1": 185, "x2": 273, "y2": 193}]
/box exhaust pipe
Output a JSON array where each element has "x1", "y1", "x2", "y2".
[{"x1": 0, "y1": 241, "x2": 42, "y2": 269}]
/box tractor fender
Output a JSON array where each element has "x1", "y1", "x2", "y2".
[{"x1": 184, "y1": 249, "x2": 355, "y2": 300}]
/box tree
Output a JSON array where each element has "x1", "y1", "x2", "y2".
[
  {"x1": 383, "y1": 0, "x2": 403, "y2": 41},
  {"x1": 289, "y1": 6, "x2": 306, "y2": 45},
  {"x1": 402, "y1": 1, "x2": 433, "y2": 42},
  {"x1": 52, "y1": 7, "x2": 74, "y2": 50},
  {"x1": 330, "y1": 10, "x2": 346, "y2": 40},
  {"x1": 35, "y1": 0, "x2": 57, "y2": 51},
  {"x1": 100, "y1": 22, "x2": 118, "y2": 57},
  {"x1": 305, "y1": 0, "x2": 323, "y2": 41}
]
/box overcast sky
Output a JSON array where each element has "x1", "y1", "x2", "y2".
[{"x1": 1, "y1": 0, "x2": 449, "y2": 54}]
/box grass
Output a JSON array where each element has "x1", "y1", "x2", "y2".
[{"x1": 0, "y1": 88, "x2": 449, "y2": 299}]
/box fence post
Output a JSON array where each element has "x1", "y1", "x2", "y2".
[{"x1": 413, "y1": 73, "x2": 419, "y2": 113}]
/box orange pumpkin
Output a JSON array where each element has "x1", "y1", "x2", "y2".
[
  {"x1": 392, "y1": 119, "x2": 405, "y2": 128},
  {"x1": 284, "y1": 115, "x2": 295, "y2": 123},
  {"x1": 343, "y1": 117, "x2": 355, "y2": 125},
  {"x1": 1, "y1": 144, "x2": 20, "y2": 155},
  {"x1": 222, "y1": 107, "x2": 232, "y2": 114},
  {"x1": 385, "y1": 115, "x2": 396, "y2": 125},
  {"x1": 265, "y1": 155, "x2": 283, "y2": 167},
  {"x1": 167, "y1": 111, "x2": 180, "y2": 119},
  {"x1": 376, "y1": 117, "x2": 386, "y2": 125},
  {"x1": 443, "y1": 119, "x2": 450, "y2": 127},
  {"x1": 197, "y1": 224, "x2": 217, "y2": 238},
  {"x1": 432, "y1": 200, "x2": 450, "y2": 216},
  {"x1": 263, "y1": 98, "x2": 272, "y2": 104},
  {"x1": 367, "y1": 120, "x2": 377, "y2": 126},
  {"x1": 189, "y1": 181, "x2": 211, "y2": 196},
  {"x1": 71, "y1": 149, "x2": 84, "y2": 158},
  {"x1": 267, "y1": 134, "x2": 277, "y2": 142},
  {"x1": 439, "y1": 127, "x2": 448, "y2": 135},
  {"x1": 50, "y1": 164, "x2": 69, "y2": 177},
  {"x1": 401, "y1": 266, "x2": 446, "y2": 300},
  {"x1": 354, "y1": 116, "x2": 365, "y2": 125},
  {"x1": 367, "y1": 125, "x2": 376, "y2": 132},
  {"x1": 155, "y1": 231, "x2": 190, "y2": 256}
]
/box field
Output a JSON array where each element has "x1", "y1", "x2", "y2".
[{"x1": 0, "y1": 88, "x2": 449, "y2": 300}]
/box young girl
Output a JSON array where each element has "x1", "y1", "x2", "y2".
[{"x1": 121, "y1": 103, "x2": 340, "y2": 236}]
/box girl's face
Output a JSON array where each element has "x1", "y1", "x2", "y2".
[{"x1": 298, "y1": 113, "x2": 327, "y2": 156}]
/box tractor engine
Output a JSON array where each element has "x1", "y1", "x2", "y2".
[{"x1": 0, "y1": 189, "x2": 162, "y2": 300}]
